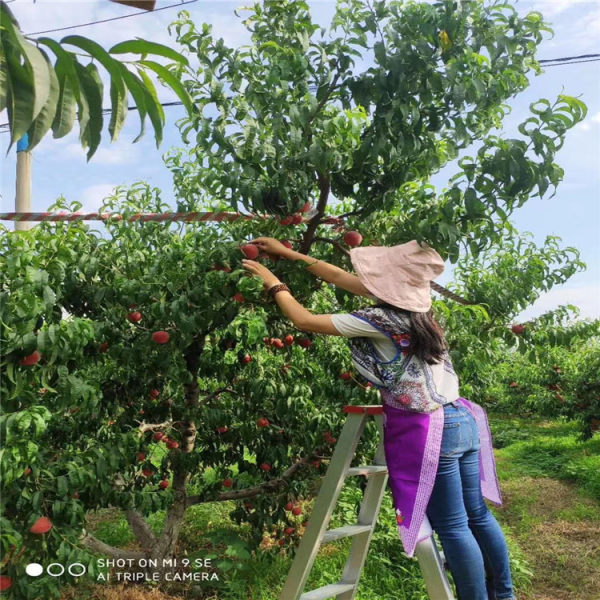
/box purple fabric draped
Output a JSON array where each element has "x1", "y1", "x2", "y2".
[{"x1": 381, "y1": 393, "x2": 502, "y2": 557}]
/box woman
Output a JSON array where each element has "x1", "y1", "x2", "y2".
[{"x1": 241, "y1": 237, "x2": 516, "y2": 600}]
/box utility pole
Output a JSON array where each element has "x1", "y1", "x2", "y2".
[{"x1": 15, "y1": 134, "x2": 32, "y2": 231}]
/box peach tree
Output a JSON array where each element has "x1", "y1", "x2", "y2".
[{"x1": 0, "y1": 0, "x2": 592, "y2": 597}]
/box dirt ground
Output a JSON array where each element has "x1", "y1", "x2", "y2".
[{"x1": 494, "y1": 476, "x2": 600, "y2": 600}]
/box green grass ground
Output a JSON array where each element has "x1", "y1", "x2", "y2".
[{"x1": 61, "y1": 415, "x2": 599, "y2": 600}]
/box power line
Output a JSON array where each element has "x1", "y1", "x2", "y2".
[
  {"x1": 24, "y1": 0, "x2": 198, "y2": 37},
  {"x1": 542, "y1": 57, "x2": 600, "y2": 67},
  {"x1": 539, "y1": 53, "x2": 600, "y2": 64}
]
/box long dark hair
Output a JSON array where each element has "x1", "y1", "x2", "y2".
[{"x1": 376, "y1": 303, "x2": 447, "y2": 365}]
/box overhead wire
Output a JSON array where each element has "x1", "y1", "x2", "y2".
[
  {"x1": 24, "y1": 0, "x2": 198, "y2": 37},
  {"x1": 539, "y1": 53, "x2": 600, "y2": 64}
]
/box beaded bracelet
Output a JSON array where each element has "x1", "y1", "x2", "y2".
[{"x1": 268, "y1": 283, "x2": 291, "y2": 299}]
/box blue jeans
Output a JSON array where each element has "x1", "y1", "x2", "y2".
[{"x1": 426, "y1": 403, "x2": 515, "y2": 600}]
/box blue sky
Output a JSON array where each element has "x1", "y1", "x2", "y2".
[{"x1": 1, "y1": 0, "x2": 599, "y2": 321}]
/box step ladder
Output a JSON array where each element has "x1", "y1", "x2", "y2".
[{"x1": 279, "y1": 405, "x2": 454, "y2": 600}]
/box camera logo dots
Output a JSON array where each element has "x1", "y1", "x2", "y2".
[
  {"x1": 25, "y1": 562, "x2": 86, "y2": 577},
  {"x1": 25, "y1": 563, "x2": 43, "y2": 577}
]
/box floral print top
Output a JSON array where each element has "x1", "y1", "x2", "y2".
[{"x1": 343, "y1": 306, "x2": 460, "y2": 413}]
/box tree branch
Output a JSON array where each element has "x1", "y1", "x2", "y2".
[
  {"x1": 186, "y1": 447, "x2": 327, "y2": 507},
  {"x1": 313, "y1": 236, "x2": 350, "y2": 257},
  {"x1": 138, "y1": 420, "x2": 173, "y2": 434},
  {"x1": 80, "y1": 531, "x2": 145, "y2": 560},
  {"x1": 300, "y1": 172, "x2": 330, "y2": 255},
  {"x1": 124, "y1": 509, "x2": 158, "y2": 548}
]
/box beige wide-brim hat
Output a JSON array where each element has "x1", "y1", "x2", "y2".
[{"x1": 349, "y1": 240, "x2": 445, "y2": 313}]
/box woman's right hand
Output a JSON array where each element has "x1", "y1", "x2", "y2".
[{"x1": 248, "y1": 237, "x2": 297, "y2": 259}]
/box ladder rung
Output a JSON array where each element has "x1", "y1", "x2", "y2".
[
  {"x1": 300, "y1": 583, "x2": 356, "y2": 600},
  {"x1": 346, "y1": 465, "x2": 388, "y2": 476},
  {"x1": 322, "y1": 524, "x2": 372, "y2": 543}
]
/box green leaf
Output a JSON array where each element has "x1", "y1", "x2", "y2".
[
  {"x1": 136, "y1": 66, "x2": 164, "y2": 147},
  {"x1": 3, "y1": 38, "x2": 35, "y2": 150},
  {"x1": 116, "y1": 65, "x2": 147, "y2": 143},
  {"x1": 60, "y1": 35, "x2": 128, "y2": 141},
  {"x1": 108, "y1": 76, "x2": 127, "y2": 142},
  {"x1": 26, "y1": 47, "x2": 60, "y2": 150},
  {"x1": 139, "y1": 59, "x2": 194, "y2": 116},
  {"x1": 109, "y1": 39, "x2": 189, "y2": 66},
  {"x1": 1, "y1": 7, "x2": 51, "y2": 125},
  {"x1": 0, "y1": 38, "x2": 7, "y2": 113},
  {"x1": 37, "y1": 40, "x2": 79, "y2": 139},
  {"x1": 74, "y1": 61, "x2": 103, "y2": 159}
]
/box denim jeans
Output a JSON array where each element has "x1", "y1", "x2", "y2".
[{"x1": 426, "y1": 403, "x2": 515, "y2": 600}]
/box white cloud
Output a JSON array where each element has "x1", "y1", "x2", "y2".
[
  {"x1": 573, "y1": 110, "x2": 600, "y2": 133},
  {"x1": 59, "y1": 141, "x2": 142, "y2": 165},
  {"x1": 79, "y1": 183, "x2": 119, "y2": 211},
  {"x1": 517, "y1": 284, "x2": 600, "y2": 322},
  {"x1": 530, "y1": 0, "x2": 574, "y2": 17}
]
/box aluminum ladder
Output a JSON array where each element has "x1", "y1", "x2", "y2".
[{"x1": 279, "y1": 405, "x2": 454, "y2": 600}]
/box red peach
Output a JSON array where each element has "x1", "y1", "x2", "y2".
[
  {"x1": 19, "y1": 351, "x2": 41, "y2": 366},
  {"x1": 241, "y1": 244, "x2": 260, "y2": 259},
  {"x1": 343, "y1": 231, "x2": 363, "y2": 247},
  {"x1": 30, "y1": 516, "x2": 52, "y2": 534},
  {"x1": 152, "y1": 331, "x2": 170, "y2": 344},
  {"x1": 0, "y1": 576, "x2": 12, "y2": 591}
]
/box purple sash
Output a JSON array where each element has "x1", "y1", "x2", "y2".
[{"x1": 381, "y1": 395, "x2": 502, "y2": 557}]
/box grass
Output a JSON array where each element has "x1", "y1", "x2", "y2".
[
  {"x1": 61, "y1": 415, "x2": 599, "y2": 600},
  {"x1": 489, "y1": 413, "x2": 600, "y2": 600},
  {"x1": 489, "y1": 414, "x2": 600, "y2": 500}
]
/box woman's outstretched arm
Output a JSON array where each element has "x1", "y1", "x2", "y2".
[
  {"x1": 249, "y1": 238, "x2": 373, "y2": 298},
  {"x1": 240, "y1": 258, "x2": 346, "y2": 335}
]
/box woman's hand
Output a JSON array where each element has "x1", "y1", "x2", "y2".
[
  {"x1": 248, "y1": 237, "x2": 296, "y2": 259},
  {"x1": 241, "y1": 259, "x2": 281, "y2": 289}
]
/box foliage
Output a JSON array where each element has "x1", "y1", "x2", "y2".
[
  {"x1": 167, "y1": 0, "x2": 584, "y2": 260},
  {"x1": 0, "y1": 0, "x2": 194, "y2": 158},
  {"x1": 0, "y1": 185, "x2": 382, "y2": 598},
  {"x1": 481, "y1": 325, "x2": 600, "y2": 439}
]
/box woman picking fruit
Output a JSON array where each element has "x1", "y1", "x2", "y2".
[{"x1": 242, "y1": 237, "x2": 516, "y2": 600}]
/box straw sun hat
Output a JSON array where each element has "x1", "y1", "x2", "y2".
[{"x1": 349, "y1": 240, "x2": 445, "y2": 313}]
